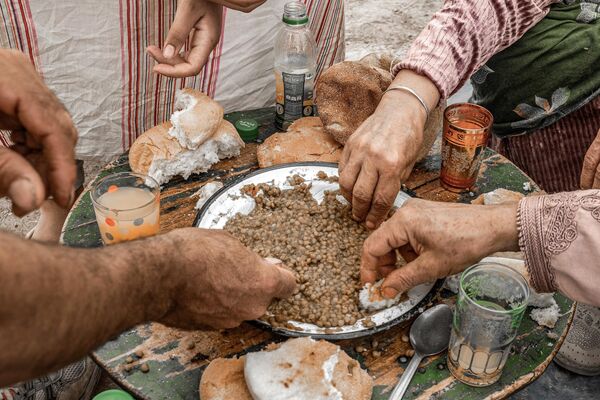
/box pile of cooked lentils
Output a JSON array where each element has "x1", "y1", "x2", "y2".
[{"x1": 224, "y1": 173, "x2": 370, "y2": 328}]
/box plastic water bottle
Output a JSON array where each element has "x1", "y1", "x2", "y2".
[{"x1": 274, "y1": 1, "x2": 317, "y2": 131}]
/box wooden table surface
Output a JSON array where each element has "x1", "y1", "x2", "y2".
[{"x1": 62, "y1": 108, "x2": 574, "y2": 400}]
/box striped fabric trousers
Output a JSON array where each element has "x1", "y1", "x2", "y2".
[{"x1": 491, "y1": 97, "x2": 600, "y2": 193}]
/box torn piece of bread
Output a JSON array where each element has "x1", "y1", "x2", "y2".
[
  {"x1": 359, "y1": 279, "x2": 404, "y2": 311},
  {"x1": 471, "y1": 188, "x2": 525, "y2": 205},
  {"x1": 244, "y1": 337, "x2": 372, "y2": 400},
  {"x1": 200, "y1": 357, "x2": 253, "y2": 400},
  {"x1": 257, "y1": 117, "x2": 342, "y2": 168},
  {"x1": 129, "y1": 120, "x2": 244, "y2": 185},
  {"x1": 169, "y1": 88, "x2": 224, "y2": 149}
]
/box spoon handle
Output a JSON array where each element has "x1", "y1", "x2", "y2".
[{"x1": 388, "y1": 353, "x2": 424, "y2": 400}]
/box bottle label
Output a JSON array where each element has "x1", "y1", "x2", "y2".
[{"x1": 275, "y1": 71, "x2": 314, "y2": 130}]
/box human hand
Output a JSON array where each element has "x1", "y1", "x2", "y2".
[
  {"x1": 147, "y1": 0, "x2": 222, "y2": 78},
  {"x1": 208, "y1": 0, "x2": 265, "y2": 12},
  {"x1": 361, "y1": 199, "x2": 519, "y2": 298},
  {"x1": 581, "y1": 129, "x2": 600, "y2": 189},
  {"x1": 158, "y1": 228, "x2": 297, "y2": 330},
  {"x1": 338, "y1": 91, "x2": 426, "y2": 229},
  {"x1": 338, "y1": 69, "x2": 440, "y2": 229},
  {"x1": 0, "y1": 50, "x2": 77, "y2": 216}
]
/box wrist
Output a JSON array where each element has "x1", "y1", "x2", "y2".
[
  {"x1": 109, "y1": 234, "x2": 178, "y2": 322},
  {"x1": 486, "y1": 203, "x2": 520, "y2": 253}
]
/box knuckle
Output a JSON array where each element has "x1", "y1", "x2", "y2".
[
  {"x1": 353, "y1": 189, "x2": 371, "y2": 204},
  {"x1": 372, "y1": 194, "x2": 393, "y2": 211}
]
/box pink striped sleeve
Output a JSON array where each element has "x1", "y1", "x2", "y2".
[{"x1": 393, "y1": 0, "x2": 559, "y2": 99}]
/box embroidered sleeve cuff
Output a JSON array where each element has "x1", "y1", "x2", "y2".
[{"x1": 517, "y1": 196, "x2": 557, "y2": 293}]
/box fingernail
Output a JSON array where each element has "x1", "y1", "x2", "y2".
[
  {"x1": 163, "y1": 44, "x2": 175, "y2": 58},
  {"x1": 366, "y1": 220, "x2": 375, "y2": 230},
  {"x1": 382, "y1": 287, "x2": 399, "y2": 299},
  {"x1": 352, "y1": 213, "x2": 360, "y2": 221},
  {"x1": 264, "y1": 257, "x2": 283, "y2": 265},
  {"x1": 8, "y1": 178, "x2": 37, "y2": 214}
]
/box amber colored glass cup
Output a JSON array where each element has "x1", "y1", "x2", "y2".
[
  {"x1": 91, "y1": 172, "x2": 160, "y2": 245},
  {"x1": 440, "y1": 103, "x2": 493, "y2": 192}
]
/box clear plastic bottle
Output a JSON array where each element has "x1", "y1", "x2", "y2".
[{"x1": 274, "y1": 1, "x2": 317, "y2": 131}]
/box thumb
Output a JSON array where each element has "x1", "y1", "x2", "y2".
[
  {"x1": 164, "y1": 0, "x2": 204, "y2": 58},
  {"x1": 380, "y1": 254, "x2": 436, "y2": 299},
  {"x1": 0, "y1": 148, "x2": 45, "y2": 216},
  {"x1": 263, "y1": 258, "x2": 297, "y2": 299}
]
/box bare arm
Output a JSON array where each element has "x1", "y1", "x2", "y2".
[
  {"x1": 340, "y1": 0, "x2": 559, "y2": 227},
  {"x1": 0, "y1": 228, "x2": 296, "y2": 386},
  {"x1": 396, "y1": 0, "x2": 559, "y2": 99},
  {"x1": 208, "y1": 0, "x2": 265, "y2": 12}
]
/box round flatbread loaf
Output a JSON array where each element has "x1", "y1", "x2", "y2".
[
  {"x1": 257, "y1": 117, "x2": 342, "y2": 168},
  {"x1": 315, "y1": 58, "x2": 444, "y2": 162},
  {"x1": 199, "y1": 357, "x2": 253, "y2": 400},
  {"x1": 315, "y1": 61, "x2": 392, "y2": 145},
  {"x1": 244, "y1": 337, "x2": 372, "y2": 400}
]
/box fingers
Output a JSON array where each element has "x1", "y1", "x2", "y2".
[
  {"x1": 361, "y1": 218, "x2": 409, "y2": 284},
  {"x1": 581, "y1": 130, "x2": 600, "y2": 189},
  {"x1": 150, "y1": 1, "x2": 221, "y2": 78},
  {"x1": 0, "y1": 148, "x2": 45, "y2": 216},
  {"x1": 365, "y1": 177, "x2": 400, "y2": 229},
  {"x1": 338, "y1": 153, "x2": 360, "y2": 203},
  {"x1": 263, "y1": 259, "x2": 297, "y2": 299},
  {"x1": 164, "y1": 0, "x2": 203, "y2": 58},
  {"x1": 209, "y1": 0, "x2": 266, "y2": 12},
  {"x1": 350, "y1": 162, "x2": 378, "y2": 221},
  {"x1": 381, "y1": 255, "x2": 436, "y2": 298}
]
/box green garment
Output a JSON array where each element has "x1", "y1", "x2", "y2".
[{"x1": 471, "y1": 0, "x2": 600, "y2": 138}]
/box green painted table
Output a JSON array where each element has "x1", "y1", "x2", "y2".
[{"x1": 62, "y1": 108, "x2": 574, "y2": 400}]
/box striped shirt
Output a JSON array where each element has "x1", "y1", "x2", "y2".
[{"x1": 394, "y1": 0, "x2": 560, "y2": 99}]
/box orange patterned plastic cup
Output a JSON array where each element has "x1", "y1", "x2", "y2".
[
  {"x1": 440, "y1": 103, "x2": 493, "y2": 192},
  {"x1": 91, "y1": 172, "x2": 160, "y2": 245}
]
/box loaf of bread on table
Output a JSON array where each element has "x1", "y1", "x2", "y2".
[
  {"x1": 315, "y1": 55, "x2": 444, "y2": 162},
  {"x1": 199, "y1": 357, "x2": 253, "y2": 400},
  {"x1": 257, "y1": 117, "x2": 342, "y2": 168},
  {"x1": 129, "y1": 119, "x2": 243, "y2": 185},
  {"x1": 169, "y1": 88, "x2": 224, "y2": 149},
  {"x1": 244, "y1": 337, "x2": 373, "y2": 400},
  {"x1": 199, "y1": 337, "x2": 373, "y2": 400}
]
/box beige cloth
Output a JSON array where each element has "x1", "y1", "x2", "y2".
[{"x1": 519, "y1": 190, "x2": 600, "y2": 306}]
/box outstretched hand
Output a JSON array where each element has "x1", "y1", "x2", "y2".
[
  {"x1": 147, "y1": 0, "x2": 223, "y2": 78},
  {"x1": 0, "y1": 49, "x2": 77, "y2": 216},
  {"x1": 361, "y1": 199, "x2": 520, "y2": 298}
]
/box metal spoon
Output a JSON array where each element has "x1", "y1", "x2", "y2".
[{"x1": 389, "y1": 304, "x2": 454, "y2": 400}]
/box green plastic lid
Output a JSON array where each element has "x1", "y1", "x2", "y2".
[
  {"x1": 235, "y1": 118, "x2": 259, "y2": 142},
  {"x1": 92, "y1": 390, "x2": 135, "y2": 400}
]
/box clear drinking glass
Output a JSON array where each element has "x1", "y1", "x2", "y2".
[
  {"x1": 448, "y1": 262, "x2": 530, "y2": 387},
  {"x1": 91, "y1": 172, "x2": 160, "y2": 245}
]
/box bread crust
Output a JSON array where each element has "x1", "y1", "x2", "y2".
[
  {"x1": 315, "y1": 58, "x2": 444, "y2": 162},
  {"x1": 315, "y1": 61, "x2": 392, "y2": 145},
  {"x1": 170, "y1": 88, "x2": 224, "y2": 148},
  {"x1": 257, "y1": 117, "x2": 342, "y2": 168},
  {"x1": 200, "y1": 357, "x2": 253, "y2": 400},
  {"x1": 129, "y1": 122, "x2": 183, "y2": 175}
]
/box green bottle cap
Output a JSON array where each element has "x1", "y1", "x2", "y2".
[
  {"x1": 235, "y1": 118, "x2": 259, "y2": 142},
  {"x1": 92, "y1": 390, "x2": 135, "y2": 400}
]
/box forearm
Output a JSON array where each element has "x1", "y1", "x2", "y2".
[
  {"x1": 394, "y1": 0, "x2": 558, "y2": 99},
  {"x1": 518, "y1": 190, "x2": 600, "y2": 305},
  {"x1": 207, "y1": 0, "x2": 265, "y2": 12},
  {"x1": 0, "y1": 232, "x2": 175, "y2": 385}
]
